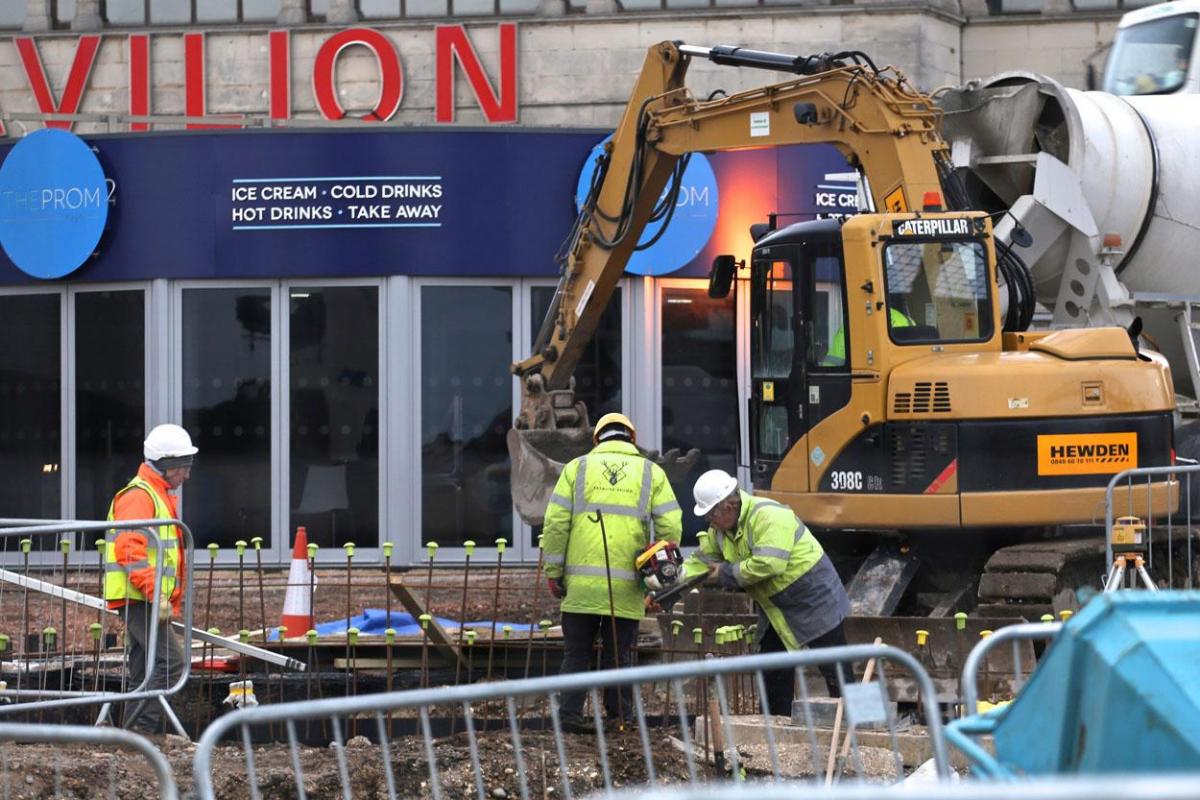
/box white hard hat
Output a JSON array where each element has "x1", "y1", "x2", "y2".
[
  {"x1": 144, "y1": 423, "x2": 198, "y2": 463},
  {"x1": 692, "y1": 469, "x2": 739, "y2": 517}
]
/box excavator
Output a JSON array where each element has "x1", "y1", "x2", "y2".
[{"x1": 509, "y1": 41, "x2": 1177, "y2": 626}]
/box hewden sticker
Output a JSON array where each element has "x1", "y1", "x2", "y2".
[{"x1": 1037, "y1": 432, "x2": 1137, "y2": 476}]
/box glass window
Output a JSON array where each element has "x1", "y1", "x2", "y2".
[
  {"x1": 0, "y1": 1, "x2": 24, "y2": 26},
  {"x1": 182, "y1": 288, "x2": 272, "y2": 548},
  {"x1": 196, "y1": 0, "x2": 236, "y2": 21},
  {"x1": 453, "y1": 0, "x2": 495, "y2": 13},
  {"x1": 289, "y1": 287, "x2": 379, "y2": 549},
  {"x1": 0, "y1": 295, "x2": 61, "y2": 523},
  {"x1": 361, "y1": 0, "x2": 402, "y2": 15},
  {"x1": 661, "y1": 287, "x2": 737, "y2": 545},
  {"x1": 530, "y1": 286, "x2": 622, "y2": 420},
  {"x1": 76, "y1": 291, "x2": 145, "y2": 522},
  {"x1": 407, "y1": 0, "x2": 449, "y2": 16},
  {"x1": 105, "y1": 0, "x2": 147, "y2": 24},
  {"x1": 421, "y1": 285, "x2": 513, "y2": 548},
  {"x1": 883, "y1": 240, "x2": 992, "y2": 344},
  {"x1": 243, "y1": 0, "x2": 281, "y2": 19},
  {"x1": 150, "y1": 0, "x2": 191, "y2": 23},
  {"x1": 1104, "y1": 13, "x2": 1197, "y2": 95},
  {"x1": 750, "y1": 261, "x2": 793, "y2": 379},
  {"x1": 55, "y1": 0, "x2": 76, "y2": 26}
]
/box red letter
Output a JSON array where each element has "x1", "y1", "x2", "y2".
[
  {"x1": 435, "y1": 24, "x2": 517, "y2": 124},
  {"x1": 269, "y1": 30, "x2": 291, "y2": 123},
  {"x1": 14, "y1": 35, "x2": 103, "y2": 131},
  {"x1": 129, "y1": 34, "x2": 150, "y2": 132},
  {"x1": 184, "y1": 33, "x2": 243, "y2": 130},
  {"x1": 312, "y1": 28, "x2": 403, "y2": 122}
]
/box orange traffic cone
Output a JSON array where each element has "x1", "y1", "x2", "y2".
[{"x1": 281, "y1": 526, "x2": 315, "y2": 638}]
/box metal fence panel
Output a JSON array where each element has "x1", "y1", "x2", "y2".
[
  {"x1": 0, "y1": 518, "x2": 194, "y2": 733},
  {"x1": 194, "y1": 644, "x2": 948, "y2": 800},
  {"x1": 0, "y1": 721, "x2": 178, "y2": 800}
]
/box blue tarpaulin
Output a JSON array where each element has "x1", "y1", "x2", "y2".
[{"x1": 270, "y1": 609, "x2": 537, "y2": 640}]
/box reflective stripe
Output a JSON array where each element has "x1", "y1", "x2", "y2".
[
  {"x1": 543, "y1": 553, "x2": 565, "y2": 565},
  {"x1": 693, "y1": 551, "x2": 719, "y2": 564},
  {"x1": 575, "y1": 456, "x2": 588, "y2": 512},
  {"x1": 714, "y1": 530, "x2": 725, "y2": 553},
  {"x1": 640, "y1": 460, "x2": 652, "y2": 516},
  {"x1": 106, "y1": 559, "x2": 150, "y2": 572},
  {"x1": 565, "y1": 565, "x2": 639, "y2": 581},
  {"x1": 580, "y1": 503, "x2": 645, "y2": 519},
  {"x1": 548, "y1": 494, "x2": 572, "y2": 510},
  {"x1": 752, "y1": 547, "x2": 792, "y2": 561},
  {"x1": 795, "y1": 524, "x2": 808, "y2": 543},
  {"x1": 732, "y1": 561, "x2": 746, "y2": 587},
  {"x1": 651, "y1": 500, "x2": 680, "y2": 516}
]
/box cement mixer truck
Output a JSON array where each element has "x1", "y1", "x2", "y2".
[{"x1": 938, "y1": 73, "x2": 1200, "y2": 445}]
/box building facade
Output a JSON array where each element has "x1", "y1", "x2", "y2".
[{"x1": 0, "y1": 0, "x2": 1140, "y2": 565}]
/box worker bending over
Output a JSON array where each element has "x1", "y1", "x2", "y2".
[
  {"x1": 106, "y1": 423, "x2": 196, "y2": 734},
  {"x1": 683, "y1": 469, "x2": 850, "y2": 716},
  {"x1": 541, "y1": 413, "x2": 682, "y2": 730}
]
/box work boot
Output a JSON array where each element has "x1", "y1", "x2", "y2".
[{"x1": 559, "y1": 712, "x2": 597, "y2": 735}]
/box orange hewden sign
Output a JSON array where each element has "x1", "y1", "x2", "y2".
[{"x1": 1036, "y1": 432, "x2": 1138, "y2": 476}]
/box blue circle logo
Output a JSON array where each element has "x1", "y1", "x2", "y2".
[
  {"x1": 575, "y1": 137, "x2": 718, "y2": 277},
  {"x1": 0, "y1": 129, "x2": 109, "y2": 279}
]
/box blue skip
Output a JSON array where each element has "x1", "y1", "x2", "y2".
[{"x1": 947, "y1": 590, "x2": 1200, "y2": 777}]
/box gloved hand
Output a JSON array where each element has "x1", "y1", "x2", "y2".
[
  {"x1": 157, "y1": 600, "x2": 172, "y2": 624},
  {"x1": 548, "y1": 578, "x2": 565, "y2": 599},
  {"x1": 644, "y1": 594, "x2": 663, "y2": 614}
]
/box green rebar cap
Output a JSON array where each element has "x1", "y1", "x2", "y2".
[
  {"x1": 502, "y1": 625, "x2": 513, "y2": 639},
  {"x1": 347, "y1": 627, "x2": 359, "y2": 645},
  {"x1": 495, "y1": 537, "x2": 507, "y2": 554},
  {"x1": 89, "y1": 623, "x2": 103, "y2": 641},
  {"x1": 19, "y1": 539, "x2": 30, "y2": 554},
  {"x1": 306, "y1": 629, "x2": 318, "y2": 644},
  {"x1": 382, "y1": 542, "x2": 394, "y2": 558},
  {"x1": 207, "y1": 543, "x2": 219, "y2": 559},
  {"x1": 235, "y1": 540, "x2": 247, "y2": 556},
  {"x1": 715, "y1": 628, "x2": 727, "y2": 645},
  {"x1": 251, "y1": 537, "x2": 263, "y2": 550},
  {"x1": 239, "y1": 629, "x2": 251, "y2": 644},
  {"x1": 692, "y1": 627, "x2": 703, "y2": 644},
  {"x1": 0, "y1": 634, "x2": 9, "y2": 652},
  {"x1": 42, "y1": 627, "x2": 56, "y2": 645},
  {"x1": 954, "y1": 612, "x2": 968, "y2": 630},
  {"x1": 1040, "y1": 614, "x2": 1055, "y2": 623},
  {"x1": 385, "y1": 628, "x2": 396, "y2": 644},
  {"x1": 307, "y1": 543, "x2": 318, "y2": 559},
  {"x1": 539, "y1": 620, "x2": 552, "y2": 631},
  {"x1": 343, "y1": 542, "x2": 356, "y2": 558},
  {"x1": 426, "y1": 542, "x2": 439, "y2": 559},
  {"x1": 670, "y1": 619, "x2": 684, "y2": 634},
  {"x1": 60, "y1": 537, "x2": 71, "y2": 554},
  {"x1": 464, "y1": 540, "x2": 475, "y2": 557},
  {"x1": 94, "y1": 538, "x2": 105, "y2": 550},
  {"x1": 537, "y1": 534, "x2": 544, "y2": 549},
  {"x1": 207, "y1": 627, "x2": 222, "y2": 636},
  {"x1": 419, "y1": 614, "x2": 431, "y2": 630},
  {"x1": 465, "y1": 629, "x2": 477, "y2": 645}
]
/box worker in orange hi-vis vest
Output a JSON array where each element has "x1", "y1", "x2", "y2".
[{"x1": 105, "y1": 423, "x2": 196, "y2": 734}]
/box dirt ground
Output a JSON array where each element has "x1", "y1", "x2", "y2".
[{"x1": 0, "y1": 724, "x2": 908, "y2": 799}]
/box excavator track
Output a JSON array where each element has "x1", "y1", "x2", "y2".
[{"x1": 974, "y1": 535, "x2": 1108, "y2": 619}]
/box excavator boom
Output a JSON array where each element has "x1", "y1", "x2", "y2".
[{"x1": 509, "y1": 41, "x2": 958, "y2": 524}]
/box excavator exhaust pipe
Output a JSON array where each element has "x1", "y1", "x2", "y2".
[{"x1": 507, "y1": 427, "x2": 702, "y2": 526}]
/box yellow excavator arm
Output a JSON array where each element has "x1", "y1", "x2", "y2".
[
  {"x1": 508, "y1": 41, "x2": 958, "y2": 524},
  {"x1": 512, "y1": 41, "x2": 951, "y2": 429}
]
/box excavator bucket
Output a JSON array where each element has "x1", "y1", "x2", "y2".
[{"x1": 507, "y1": 427, "x2": 701, "y2": 525}]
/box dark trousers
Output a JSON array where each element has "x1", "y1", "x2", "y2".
[
  {"x1": 559, "y1": 612, "x2": 640, "y2": 720},
  {"x1": 760, "y1": 621, "x2": 849, "y2": 716},
  {"x1": 122, "y1": 601, "x2": 185, "y2": 733}
]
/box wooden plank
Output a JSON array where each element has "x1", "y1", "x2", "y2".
[{"x1": 387, "y1": 576, "x2": 465, "y2": 671}]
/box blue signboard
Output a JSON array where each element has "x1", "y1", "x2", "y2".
[
  {"x1": 0, "y1": 129, "x2": 109, "y2": 279},
  {"x1": 0, "y1": 128, "x2": 852, "y2": 285},
  {"x1": 574, "y1": 137, "x2": 718, "y2": 276}
]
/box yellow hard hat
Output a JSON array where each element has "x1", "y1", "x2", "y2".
[{"x1": 593, "y1": 412, "x2": 636, "y2": 445}]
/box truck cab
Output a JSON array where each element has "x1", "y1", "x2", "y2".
[{"x1": 1103, "y1": 1, "x2": 1199, "y2": 95}]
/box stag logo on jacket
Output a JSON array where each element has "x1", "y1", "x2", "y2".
[
  {"x1": 1037, "y1": 432, "x2": 1137, "y2": 476},
  {"x1": 894, "y1": 218, "x2": 971, "y2": 237},
  {"x1": 601, "y1": 460, "x2": 629, "y2": 486}
]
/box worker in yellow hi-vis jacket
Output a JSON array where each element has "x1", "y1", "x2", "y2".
[
  {"x1": 682, "y1": 468, "x2": 850, "y2": 716},
  {"x1": 541, "y1": 412, "x2": 682, "y2": 730}
]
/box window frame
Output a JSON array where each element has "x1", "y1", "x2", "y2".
[{"x1": 880, "y1": 237, "x2": 995, "y2": 347}]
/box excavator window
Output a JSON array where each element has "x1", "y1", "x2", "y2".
[
  {"x1": 883, "y1": 239, "x2": 992, "y2": 345},
  {"x1": 751, "y1": 260, "x2": 794, "y2": 379}
]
